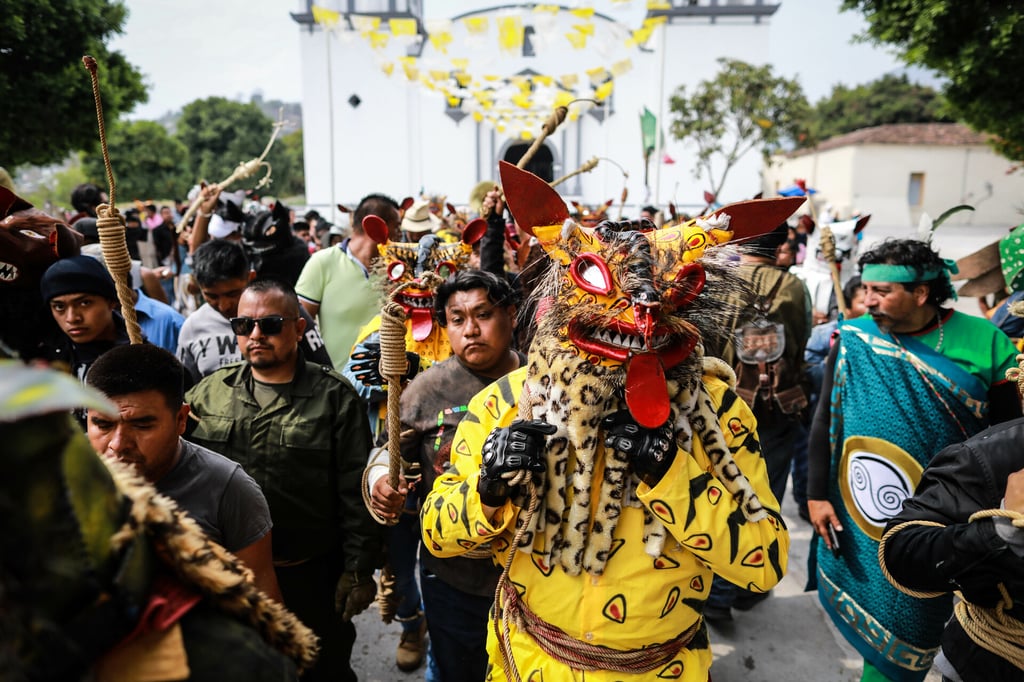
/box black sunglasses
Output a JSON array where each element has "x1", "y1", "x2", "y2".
[{"x1": 229, "y1": 315, "x2": 298, "y2": 336}]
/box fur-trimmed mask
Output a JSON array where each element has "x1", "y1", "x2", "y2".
[
  {"x1": 362, "y1": 214, "x2": 486, "y2": 342},
  {"x1": 500, "y1": 161, "x2": 804, "y2": 428}
]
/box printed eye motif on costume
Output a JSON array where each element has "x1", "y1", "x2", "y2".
[
  {"x1": 664, "y1": 263, "x2": 706, "y2": 309},
  {"x1": 387, "y1": 261, "x2": 407, "y2": 281},
  {"x1": 569, "y1": 253, "x2": 613, "y2": 296},
  {"x1": 435, "y1": 260, "x2": 456, "y2": 279}
]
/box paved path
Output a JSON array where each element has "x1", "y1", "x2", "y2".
[{"x1": 350, "y1": 494, "x2": 943, "y2": 681}]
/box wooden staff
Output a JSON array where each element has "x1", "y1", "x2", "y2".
[
  {"x1": 549, "y1": 157, "x2": 598, "y2": 188},
  {"x1": 819, "y1": 226, "x2": 848, "y2": 318},
  {"x1": 797, "y1": 180, "x2": 847, "y2": 318},
  {"x1": 517, "y1": 106, "x2": 568, "y2": 170}
]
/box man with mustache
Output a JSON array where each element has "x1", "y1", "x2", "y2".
[
  {"x1": 807, "y1": 238, "x2": 1021, "y2": 682},
  {"x1": 185, "y1": 279, "x2": 383, "y2": 682}
]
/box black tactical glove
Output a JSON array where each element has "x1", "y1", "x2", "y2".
[
  {"x1": 602, "y1": 410, "x2": 676, "y2": 487},
  {"x1": 335, "y1": 571, "x2": 377, "y2": 622},
  {"x1": 478, "y1": 419, "x2": 557, "y2": 506},
  {"x1": 349, "y1": 342, "x2": 419, "y2": 387}
]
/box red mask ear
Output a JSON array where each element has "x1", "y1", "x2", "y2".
[
  {"x1": 362, "y1": 214, "x2": 390, "y2": 244},
  {"x1": 498, "y1": 160, "x2": 569, "y2": 237},
  {"x1": 710, "y1": 196, "x2": 805, "y2": 241},
  {"x1": 461, "y1": 218, "x2": 486, "y2": 245},
  {"x1": 399, "y1": 196, "x2": 415, "y2": 212}
]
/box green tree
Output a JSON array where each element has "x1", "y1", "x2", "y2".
[
  {"x1": 808, "y1": 74, "x2": 952, "y2": 144},
  {"x1": 81, "y1": 120, "x2": 191, "y2": 201},
  {"x1": 1, "y1": 0, "x2": 146, "y2": 169},
  {"x1": 176, "y1": 97, "x2": 295, "y2": 193},
  {"x1": 668, "y1": 58, "x2": 810, "y2": 201},
  {"x1": 842, "y1": 0, "x2": 1024, "y2": 161}
]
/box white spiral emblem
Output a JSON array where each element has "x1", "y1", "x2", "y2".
[{"x1": 845, "y1": 451, "x2": 916, "y2": 533}]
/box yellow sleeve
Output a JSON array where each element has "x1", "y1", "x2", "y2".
[
  {"x1": 638, "y1": 377, "x2": 789, "y2": 593},
  {"x1": 421, "y1": 368, "x2": 526, "y2": 557}
]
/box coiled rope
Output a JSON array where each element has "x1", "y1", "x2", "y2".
[
  {"x1": 376, "y1": 272, "x2": 445, "y2": 506},
  {"x1": 82, "y1": 56, "x2": 142, "y2": 345},
  {"x1": 379, "y1": 299, "x2": 408, "y2": 497},
  {"x1": 879, "y1": 515, "x2": 1024, "y2": 671}
]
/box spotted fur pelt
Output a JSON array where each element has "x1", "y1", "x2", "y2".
[
  {"x1": 510, "y1": 249, "x2": 767, "y2": 577},
  {"x1": 103, "y1": 456, "x2": 320, "y2": 672}
]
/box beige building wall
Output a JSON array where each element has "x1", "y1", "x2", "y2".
[{"x1": 766, "y1": 142, "x2": 1024, "y2": 231}]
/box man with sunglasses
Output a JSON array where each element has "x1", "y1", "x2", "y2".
[
  {"x1": 177, "y1": 240, "x2": 331, "y2": 385},
  {"x1": 185, "y1": 279, "x2": 383, "y2": 682}
]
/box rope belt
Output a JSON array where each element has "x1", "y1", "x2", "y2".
[{"x1": 498, "y1": 579, "x2": 700, "y2": 673}]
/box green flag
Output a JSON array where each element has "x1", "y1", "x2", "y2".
[{"x1": 640, "y1": 107, "x2": 657, "y2": 159}]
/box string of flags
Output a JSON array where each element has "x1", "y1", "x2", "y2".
[{"x1": 309, "y1": 2, "x2": 669, "y2": 140}]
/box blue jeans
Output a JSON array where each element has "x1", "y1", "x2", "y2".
[
  {"x1": 387, "y1": 511, "x2": 423, "y2": 632},
  {"x1": 420, "y1": 566, "x2": 492, "y2": 682}
]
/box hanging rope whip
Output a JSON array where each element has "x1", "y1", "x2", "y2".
[
  {"x1": 82, "y1": 56, "x2": 143, "y2": 345},
  {"x1": 175, "y1": 111, "x2": 286, "y2": 234}
]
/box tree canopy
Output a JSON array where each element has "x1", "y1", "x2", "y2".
[
  {"x1": 81, "y1": 120, "x2": 191, "y2": 201},
  {"x1": 842, "y1": 0, "x2": 1024, "y2": 160},
  {"x1": 668, "y1": 58, "x2": 810, "y2": 201},
  {"x1": 806, "y1": 74, "x2": 952, "y2": 144},
  {"x1": 176, "y1": 97, "x2": 297, "y2": 195},
  {"x1": 1, "y1": 0, "x2": 147, "y2": 169}
]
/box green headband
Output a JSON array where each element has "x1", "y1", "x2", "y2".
[
  {"x1": 860, "y1": 260, "x2": 958, "y2": 283},
  {"x1": 860, "y1": 259, "x2": 959, "y2": 301}
]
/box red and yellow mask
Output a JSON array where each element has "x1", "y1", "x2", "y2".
[
  {"x1": 500, "y1": 161, "x2": 803, "y2": 428},
  {"x1": 363, "y1": 215, "x2": 485, "y2": 342}
]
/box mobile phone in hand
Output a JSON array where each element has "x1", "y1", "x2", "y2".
[{"x1": 826, "y1": 522, "x2": 841, "y2": 557}]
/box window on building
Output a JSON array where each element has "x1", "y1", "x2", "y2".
[
  {"x1": 523, "y1": 26, "x2": 536, "y2": 57},
  {"x1": 908, "y1": 172, "x2": 924, "y2": 206}
]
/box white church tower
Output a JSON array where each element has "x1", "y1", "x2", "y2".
[{"x1": 291, "y1": 0, "x2": 780, "y2": 223}]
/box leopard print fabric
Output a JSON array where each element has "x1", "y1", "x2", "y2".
[{"x1": 512, "y1": 334, "x2": 766, "y2": 577}]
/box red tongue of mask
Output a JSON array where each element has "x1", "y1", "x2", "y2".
[
  {"x1": 411, "y1": 307, "x2": 434, "y2": 341},
  {"x1": 625, "y1": 353, "x2": 670, "y2": 428}
]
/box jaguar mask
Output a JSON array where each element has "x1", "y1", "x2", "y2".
[{"x1": 363, "y1": 215, "x2": 486, "y2": 342}]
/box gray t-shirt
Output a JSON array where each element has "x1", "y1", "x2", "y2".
[{"x1": 158, "y1": 438, "x2": 272, "y2": 552}]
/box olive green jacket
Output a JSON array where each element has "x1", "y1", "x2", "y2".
[{"x1": 186, "y1": 359, "x2": 382, "y2": 573}]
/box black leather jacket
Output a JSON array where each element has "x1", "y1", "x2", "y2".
[{"x1": 882, "y1": 417, "x2": 1024, "y2": 681}]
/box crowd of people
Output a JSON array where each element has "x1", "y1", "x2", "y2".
[{"x1": 4, "y1": 170, "x2": 1024, "y2": 682}]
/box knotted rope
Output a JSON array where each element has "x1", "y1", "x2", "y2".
[
  {"x1": 880, "y1": 514, "x2": 1024, "y2": 671},
  {"x1": 549, "y1": 156, "x2": 599, "y2": 189},
  {"x1": 379, "y1": 300, "x2": 408, "y2": 497},
  {"x1": 82, "y1": 56, "x2": 142, "y2": 344},
  {"x1": 819, "y1": 226, "x2": 849, "y2": 319},
  {"x1": 1004, "y1": 352, "x2": 1024, "y2": 399},
  {"x1": 175, "y1": 111, "x2": 285, "y2": 233},
  {"x1": 517, "y1": 106, "x2": 567, "y2": 170}
]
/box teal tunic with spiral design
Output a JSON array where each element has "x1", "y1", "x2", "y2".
[{"x1": 816, "y1": 314, "x2": 1005, "y2": 682}]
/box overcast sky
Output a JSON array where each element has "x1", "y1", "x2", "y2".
[{"x1": 111, "y1": 0, "x2": 918, "y2": 121}]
